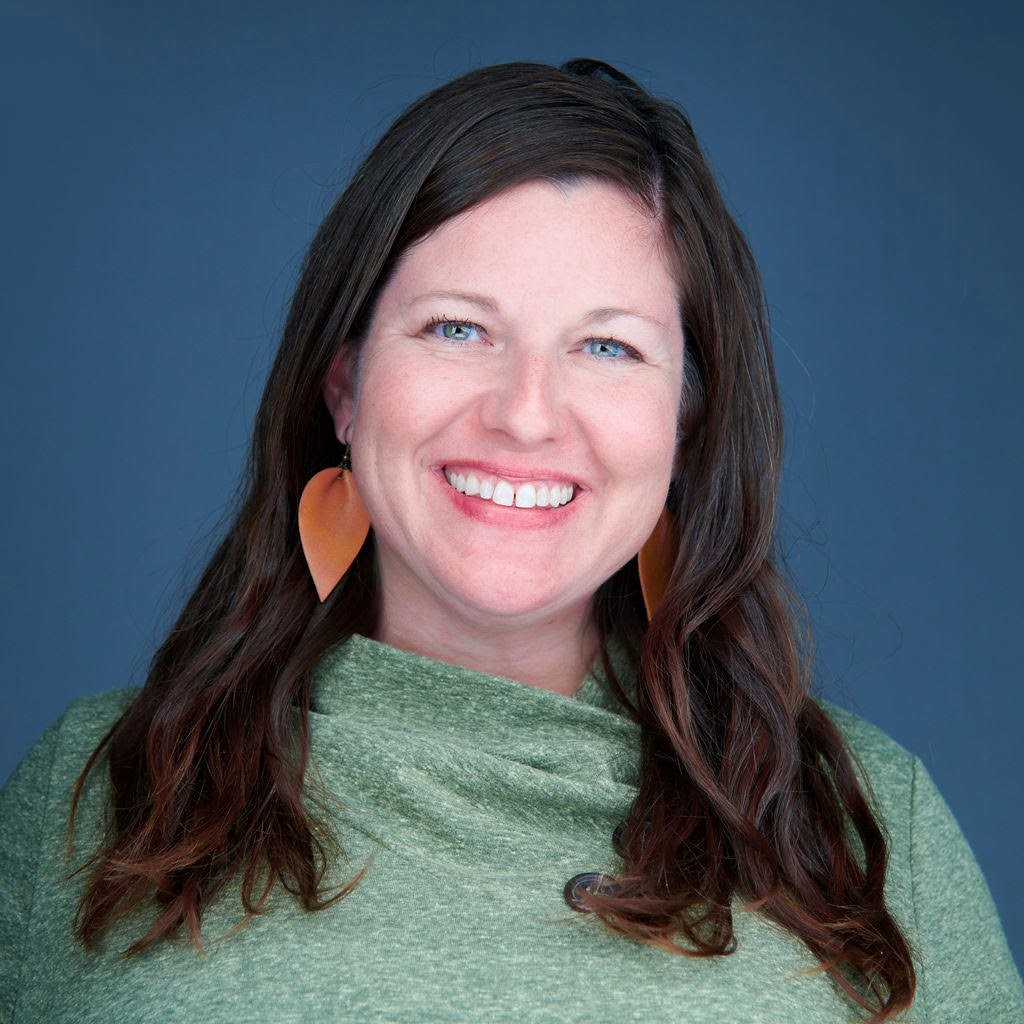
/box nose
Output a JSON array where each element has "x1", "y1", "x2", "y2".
[{"x1": 478, "y1": 348, "x2": 566, "y2": 446}]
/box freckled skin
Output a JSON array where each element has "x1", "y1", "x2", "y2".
[{"x1": 323, "y1": 179, "x2": 684, "y2": 691}]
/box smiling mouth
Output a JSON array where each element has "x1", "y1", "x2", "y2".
[{"x1": 443, "y1": 468, "x2": 576, "y2": 509}]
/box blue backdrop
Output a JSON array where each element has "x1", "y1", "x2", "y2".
[{"x1": 2, "y1": 1, "x2": 1020, "y2": 971}]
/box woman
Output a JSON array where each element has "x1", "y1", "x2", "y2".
[{"x1": 0, "y1": 59, "x2": 1020, "y2": 1023}]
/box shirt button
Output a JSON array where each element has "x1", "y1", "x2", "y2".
[
  {"x1": 563, "y1": 872, "x2": 614, "y2": 912},
  {"x1": 612, "y1": 821, "x2": 626, "y2": 856}
]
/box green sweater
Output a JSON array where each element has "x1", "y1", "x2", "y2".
[{"x1": 1, "y1": 635, "x2": 1021, "y2": 1023}]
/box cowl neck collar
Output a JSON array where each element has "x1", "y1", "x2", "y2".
[
  {"x1": 308, "y1": 632, "x2": 639, "y2": 784},
  {"x1": 305, "y1": 635, "x2": 640, "y2": 877}
]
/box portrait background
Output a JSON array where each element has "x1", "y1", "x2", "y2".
[{"x1": 2, "y1": 1, "x2": 1020, "y2": 970}]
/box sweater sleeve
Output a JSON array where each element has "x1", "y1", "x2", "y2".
[
  {"x1": 0, "y1": 720, "x2": 64, "y2": 1024},
  {"x1": 909, "y1": 756, "x2": 1023, "y2": 1022}
]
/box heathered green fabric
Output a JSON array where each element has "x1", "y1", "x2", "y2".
[{"x1": 1, "y1": 635, "x2": 1021, "y2": 1023}]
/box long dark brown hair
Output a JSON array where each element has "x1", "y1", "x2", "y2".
[{"x1": 72, "y1": 59, "x2": 915, "y2": 1019}]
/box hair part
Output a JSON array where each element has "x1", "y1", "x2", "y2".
[{"x1": 72, "y1": 58, "x2": 914, "y2": 1021}]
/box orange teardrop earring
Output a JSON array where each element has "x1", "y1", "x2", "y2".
[
  {"x1": 637, "y1": 508, "x2": 676, "y2": 620},
  {"x1": 298, "y1": 446, "x2": 371, "y2": 602}
]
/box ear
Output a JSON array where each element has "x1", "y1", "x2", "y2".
[{"x1": 322, "y1": 346, "x2": 357, "y2": 445}]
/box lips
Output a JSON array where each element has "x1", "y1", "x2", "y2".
[{"x1": 443, "y1": 467, "x2": 576, "y2": 509}]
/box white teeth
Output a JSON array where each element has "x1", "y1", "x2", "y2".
[
  {"x1": 492, "y1": 480, "x2": 515, "y2": 506},
  {"x1": 515, "y1": 483, "x2": 537, "y2": 508},
  {"x1": 444, "y1": 469, "x2": 575, "y2": 510}
]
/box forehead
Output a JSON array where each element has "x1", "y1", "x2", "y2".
[{"x1": 381, "y1": 179, "x2": 681, "y2": 322}]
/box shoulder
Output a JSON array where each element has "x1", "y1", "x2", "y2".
[
  {"x1": 811, "y1": 701, "x2": 920, "y2": 933},
  {"x1": 1, "y1": 687, "x2": 138, "y2": 839},
  {"x1": 818, "y1": 697, "x2": 907, "y2": 754},
  {"x1": 1, "y1": 687, "x2": 137, "y2": 821},
  {"x1": 817, "y1": 698, "x2": 917, "y2": 820},
  {"x1": 0, "y1": 688, "x2": 138, "y2": 1019},
  {"x1": 816, "y1": 698, "x2": 1024, "y2": 1017},
  {"x1": 51, "y1": 686, "x2": 139, "y2": 756},
  {"x1": 812, "y1": 699, "x2": 971, "y2": 880},
  {"x1": 813, "y1": 699, "x2": 977, "y2": 863}
]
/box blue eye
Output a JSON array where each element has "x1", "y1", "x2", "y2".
[
  {"x1": 428, "y1": 318, "x2": 482, "y2": 343},
  {"x1": 583, "y1": 338, "x2": 638, "y2": 360}
]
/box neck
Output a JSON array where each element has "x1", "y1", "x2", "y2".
[{"x1": 372, "y1": 595, "x2": 599, "y2": 698}]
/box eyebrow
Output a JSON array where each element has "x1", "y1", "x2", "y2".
[{"x1": 405, "y1": 290, "x2": 669, "y2": 330}]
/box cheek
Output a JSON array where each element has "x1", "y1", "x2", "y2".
[
  {"x1": 351, "y1": 352, "x2": 428, "y2": 440},
  {"x1": 605, "y1": 388, "x2": 680, "y2": 483}
]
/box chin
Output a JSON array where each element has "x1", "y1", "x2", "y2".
[{"x1": 441, "y1": 582, "x2": 591, "y2": 629}]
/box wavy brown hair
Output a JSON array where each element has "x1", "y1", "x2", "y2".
[{"x1": 72, "y1": 59, "x2": 915, "y2": 1019}]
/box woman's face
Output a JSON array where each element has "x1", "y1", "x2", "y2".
[{"x1": 325, "y1": 178, "x2": 685, "y2": 635}]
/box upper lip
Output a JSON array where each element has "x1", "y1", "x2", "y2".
[{"x1": 438, "y1": 460, "x2": 584, "y2": 486}]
